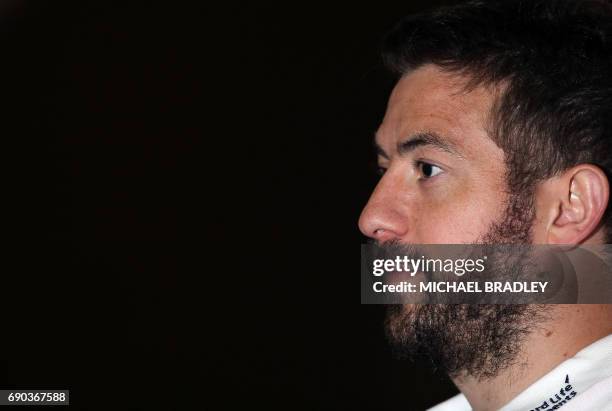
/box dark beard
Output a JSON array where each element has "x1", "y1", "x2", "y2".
[{"x1": 384, "y1": 190, "x2": 552, "y2": 380}]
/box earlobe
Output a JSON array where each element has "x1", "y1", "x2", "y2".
[{"x1": 547, "y1": 165, "x2": 609, "y2": 245}]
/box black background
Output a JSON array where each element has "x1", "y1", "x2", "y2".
[{"x1": 3, "y1": 1, "x2": 460, "y2": 410}]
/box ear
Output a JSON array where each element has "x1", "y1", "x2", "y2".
[{"x1": 545, "y1": 165, "x2": 609, "y2": 244}]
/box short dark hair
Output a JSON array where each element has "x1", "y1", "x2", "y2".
[{"x1": 382, "y1": 0, "x2": 612, "y2": 241}]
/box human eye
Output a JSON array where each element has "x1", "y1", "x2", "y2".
[
  {"x1": 417, "y1": 161, "x2": 443, "y2": 179},
  {"x1": 376, "y1": 165, "x2": 387, "y2": 176}
]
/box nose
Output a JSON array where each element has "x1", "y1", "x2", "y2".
[{"x1": 358, "y1": 177, "x2": 411, "y2": 243}]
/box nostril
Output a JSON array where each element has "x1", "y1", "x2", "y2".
[{"x1": 373, "y1": 227, "x2": 395, "y2": 243}]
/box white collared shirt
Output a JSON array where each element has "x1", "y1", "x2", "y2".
[{"x1": 428, "y1": 333, "x2": 612, "y2": 411}]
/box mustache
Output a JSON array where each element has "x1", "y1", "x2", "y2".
[{"x1": 367, "y1": 238, "x2": 427, "y2": 260}]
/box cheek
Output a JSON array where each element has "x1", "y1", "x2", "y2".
[{"x1": 414, "y1": 184, "x2": 505, "y2": 243}]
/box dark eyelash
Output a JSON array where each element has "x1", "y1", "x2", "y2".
[
  {"x1": 415, "y1": 160, "x2": 441, "y2": 178},
  {"x1": 375, "y1": 162, "x2": 441, "y2": 179}
]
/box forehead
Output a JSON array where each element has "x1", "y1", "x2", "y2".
[{"x1": 376, "y1": 64, "x2": 498, "y2": 157}]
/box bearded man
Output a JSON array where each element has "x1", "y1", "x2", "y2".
[{"x1": 358, "y1": 1, "x2": 612, "y2": 409}]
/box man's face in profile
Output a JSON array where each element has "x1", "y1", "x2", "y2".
[
  {"x1": 359, "y1": 64, "x2": 547, "y2": 378},
  {"x1": 359, "y1": 64, "x2": 541, "y2": 245}
]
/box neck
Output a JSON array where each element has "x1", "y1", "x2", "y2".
[{"x1": 452, "y1": 304, "x2": 612, "y2": 411}]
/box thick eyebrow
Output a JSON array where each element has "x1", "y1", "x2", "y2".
[{"x1": 374, "y1": 131, "x2": 463, "y2": 159}]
